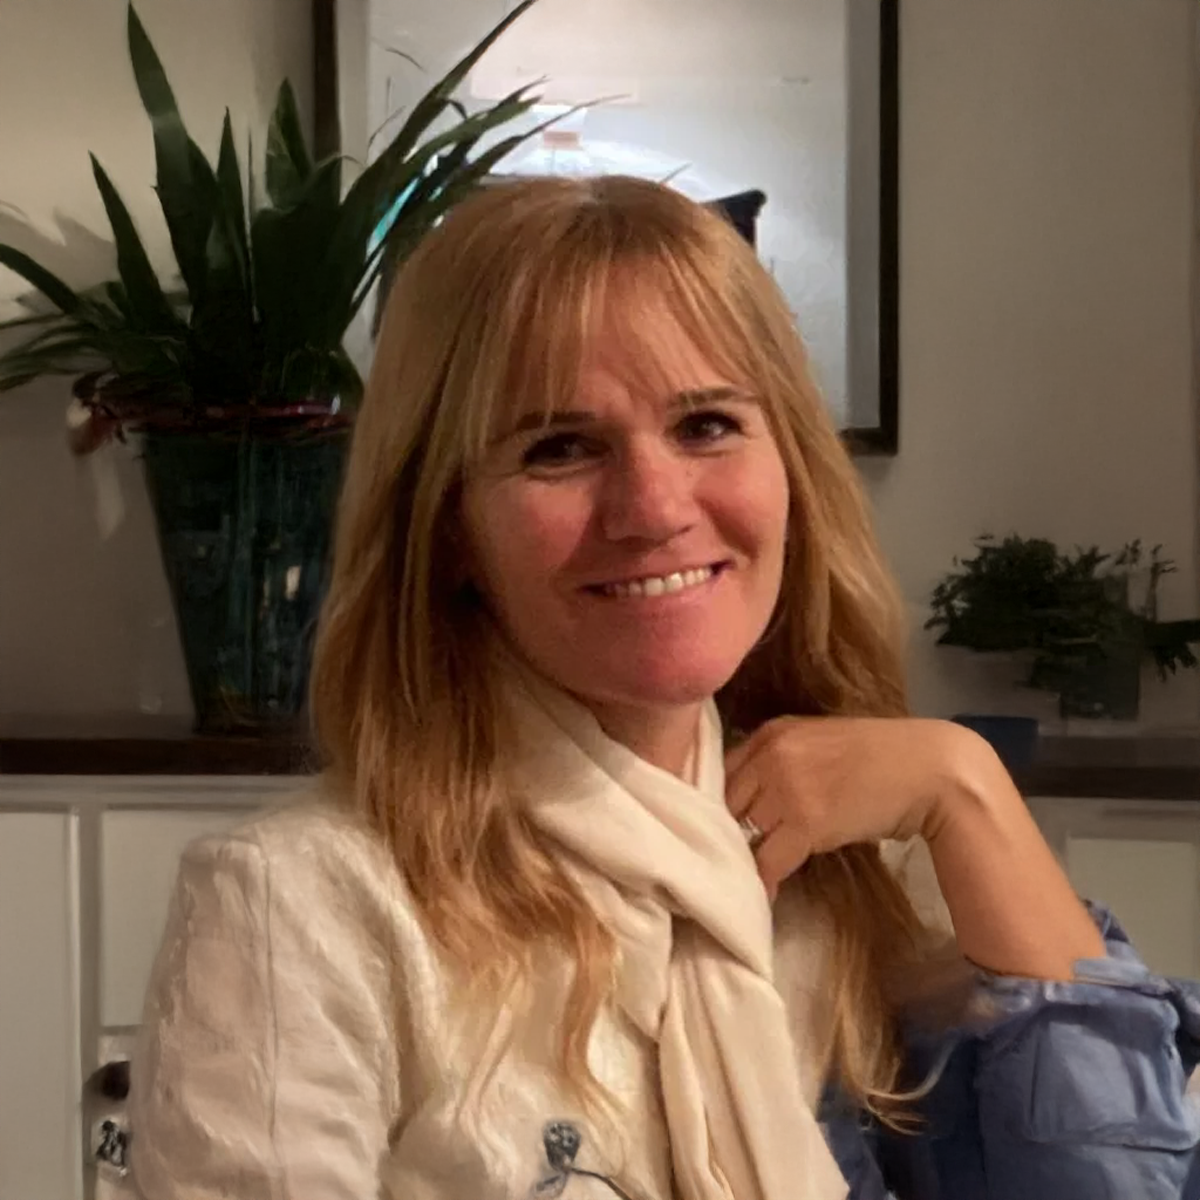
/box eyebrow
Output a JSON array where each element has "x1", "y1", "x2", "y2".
[{"x1": 493, "y1": 386, "x2": 757, "y2": 446}]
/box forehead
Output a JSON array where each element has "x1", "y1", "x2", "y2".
[
  {"x1": 509, "y1": 289, "x2": 740, "y2": 438},
  {"x1": 578, "y1": 294, "x2": 728, "y2": 400},
  {"x1": 463, "y1": 268, "x2": 750, "y2": 459}
]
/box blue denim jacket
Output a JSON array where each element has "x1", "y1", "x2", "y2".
[{"x1": 821, "y1": 907, "x2": 1200, "y2": 1199}]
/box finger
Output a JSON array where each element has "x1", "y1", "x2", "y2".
[
  {"x1": 725, "y1": 768, "x2": 762, "y2": 820},
  {"x1": 723, "y1": 726, "x2": 769, "y2": 778},
  {"x1": 741, "y1": 794, "x2": 781, "y2": 846},
  {"x1": 753, "y1": 824, "x2": 810, "y2": 900}
]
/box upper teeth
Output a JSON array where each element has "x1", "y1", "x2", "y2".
[{"x1": 602, "y1": 566, "x2": 715, "y2": 599}]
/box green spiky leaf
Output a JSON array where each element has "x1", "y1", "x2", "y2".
[
  {"x1": 251, "y1": 156, "x2": 344, "y2": 394},
  {"x1": 382, "y1": 0, "x2": 538, "y2": 168},
  {"x1": 0, "y1": 246, "x2": 82, "y2": 315},
  {"x1": 1, "y1": 0, "x2": 552, "y2": 431},
  {"x1": 216, "y1": 112, "x2": 250, "y2": 283},
  {"x1": 326, "y1": 91, "x2": 542, "y2": 342},
  {"x1": 128, "y1": 3, "x2": 217, "y2": 300},
  {"x1": 265, "y1": 80, "x2": 316, "y2": 207},
  {"x1": 0, "y1": 309, "x2": 60, "y2": 333},
  {"x1": 89, "y1": 154, "x2": 180, "y2": 334}
]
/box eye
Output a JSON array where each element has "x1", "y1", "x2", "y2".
[
  {"x1": 676, "y1": 409, "x2": 744, "y2": 446},
  {"x1": 520, "y1": 431, "x2": 597, "y2": 471}
]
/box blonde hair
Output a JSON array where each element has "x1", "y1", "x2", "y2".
[{"x1": 310, "y1": 175, "x2": 927, "y2": 1119}]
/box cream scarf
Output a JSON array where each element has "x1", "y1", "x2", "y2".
[{"x1": 507, "y1": 669, "x2": 849, "y2": 1200}]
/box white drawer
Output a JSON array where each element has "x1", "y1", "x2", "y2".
[{"x1": 100, "y1": 808, "x2": 255, "y2": 1028}]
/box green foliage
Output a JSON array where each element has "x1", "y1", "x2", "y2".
[
  {"x1": 0, "y1": 0, "x2": 547, "y2": 441},
  {"x1": 926, "y1": 535, "x2": 1200, "y2": 693}
]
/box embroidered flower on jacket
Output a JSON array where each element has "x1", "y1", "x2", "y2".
[{"x1": 532, "y1": 1120, "x2": 638, "y2": 1200}]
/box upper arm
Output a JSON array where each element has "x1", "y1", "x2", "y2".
[{"x1": 129, "y1": 828, "x2": 398, "y2": 1200}]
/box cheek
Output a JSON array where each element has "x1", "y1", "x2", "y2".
[
  {"x1": 712, "y1": 450, "x2": 790, "y2": 558},
  {"x1": 464, "y1": 482, "x2": 591, "y2": 599},
  {"x1": 765, "y1": 460, "x2": 792, "y2": 556}
]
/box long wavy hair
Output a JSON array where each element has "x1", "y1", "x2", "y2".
[{"x1": 310, "y1": 175, "x2": 927, "y2": 1118}]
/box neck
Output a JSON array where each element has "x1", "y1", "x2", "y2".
[{"x1": 580, "y1": 700, "x2": 704, "y2": 779}]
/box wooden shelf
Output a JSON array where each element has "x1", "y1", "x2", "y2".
[
  {"x1": 0, "y1": 716, "x2": 315, "y2": 776},
  {"x1": 0, "y1": 720, "x2": 1196, "y2": 798},
  {"x1": 1015, "y1": 736, "x2": 1200, "y2": 801}
]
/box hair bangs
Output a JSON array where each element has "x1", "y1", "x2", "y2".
[
  {"x1": 461, "y1": 265, "x2": 603, "y2": 468},
  {"x1": 460, "y1": 228, "x2": 774, "y2": 471}
]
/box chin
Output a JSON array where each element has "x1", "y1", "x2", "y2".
[{"x1": 564, "y1": 656, "x2": 743, "y2": 712}]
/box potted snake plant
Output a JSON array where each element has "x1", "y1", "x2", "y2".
[{"x1": 0, "y1": 1, "x2": 549, "y2": 734}]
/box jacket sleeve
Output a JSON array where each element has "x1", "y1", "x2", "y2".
[
  {"x1": 127, "y1": 828, "x2": 400, "y2": 1200},
  {"x1": 877, "y1": 904, "x2": 1200, "y2": 1200}
]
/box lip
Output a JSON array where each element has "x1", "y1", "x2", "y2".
[{"x1": 581, "y1": 561, "x2": 730, "y2": 592}]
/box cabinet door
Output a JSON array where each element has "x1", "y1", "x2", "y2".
[
  {"x1": 0, "y1": 812, "x2": 80, "y2": 1200},
  {"x1": 1029, "y1": 797, "x2": 1200, "y2": 981},
  {"x1": 101, "y1": 809, "x2": 250, "y2": 1029}
]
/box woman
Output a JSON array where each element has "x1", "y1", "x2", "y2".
[{"x1": 129, "y1": 176, "x2": 1200, "y2": 1200}]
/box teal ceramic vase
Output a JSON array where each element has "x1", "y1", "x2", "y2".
[{"x1": 141, "y1": 430, "x2": 347, "y2": 735}]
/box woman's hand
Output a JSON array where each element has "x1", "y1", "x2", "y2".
[
  {"x1": 724, "y1": 715, "x2": 983, "y2": 899},
  {"x1": 725, "y1": 715, "x2": 1105, "y2": 979}
]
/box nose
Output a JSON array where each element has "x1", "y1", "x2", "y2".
[{"x1": 598, "y1": 440, "x2": 698, "y2": 544}]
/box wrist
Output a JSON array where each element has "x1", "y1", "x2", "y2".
[
  {"x1": 917, "y1": 723, "x2": 1105, "y2": 977},
  {"x1": 920, "y1": 721, "x2": 1021, "y2": 845}
]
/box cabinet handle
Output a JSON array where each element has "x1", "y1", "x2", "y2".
[{"x1": 88, "y1": 1059, "x2": 130, "y2": 1101}]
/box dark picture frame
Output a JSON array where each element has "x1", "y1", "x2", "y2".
[
  {"x1": 312, "y1": 0, "x2": 340, "y2": 162},
  {"x1": 842, "y1": 0, "x2": 899, "y2": 455},
  {"x1": 311, "y1": 0, "x2": 900, "y2": 456}
]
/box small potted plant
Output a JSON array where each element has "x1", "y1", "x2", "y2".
[
  {"x1": 0, "y1": 1, "x2": 550, "y2": 734},
  {"x1": 927, "y1": 534, "x2": 1200, "y2": 725}
]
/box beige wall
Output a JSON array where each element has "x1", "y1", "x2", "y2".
[
  {"x1": 866, "y1": 0, "x2": 1200, "y2": 727},
  {"x1": 0, "y1": 0, "x2": 313, "y2": 719},
  {"x1": 0, "y1": 0, "x2": 313, "y2": 303},
  {"x1": 0, "y1": 0, "x2": 1196, "y2": 728}
]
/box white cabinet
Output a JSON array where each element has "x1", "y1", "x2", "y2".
[
  {"x1": 2, "y1": 775, "x2": 1195, "y2": 1199},
  {"x1": 0, "y1": 813, "x2": 79, "y2": 1200},
  {"x1": 101, "y1": 808, "x2": 249, "y2": 1029},
  {"x1": 1028, "y1": 796, "x2": 1200, "y2": 981},
  {"x1": 0, "y1": 776, "x2": 295, "y2": 1200}
]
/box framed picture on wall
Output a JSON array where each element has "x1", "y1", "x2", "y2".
[{"x1": 314, "y1": 0, "x2": 899, "y2": 455}]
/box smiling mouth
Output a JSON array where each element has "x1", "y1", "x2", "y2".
[{"x1": 586, "y1": 563, "x2": 727, "y2": 599}]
